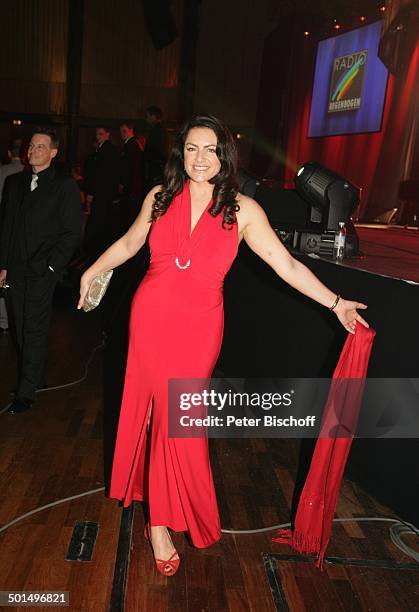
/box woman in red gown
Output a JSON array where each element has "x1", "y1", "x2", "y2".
[{"x1": 78, "y1": 114, "x2": 369, "y2": 575}]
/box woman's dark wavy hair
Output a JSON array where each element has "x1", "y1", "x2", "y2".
[{"x1": 152, "y1": 114, "x2": 239, "y2": 229}]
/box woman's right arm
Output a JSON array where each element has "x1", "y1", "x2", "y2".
[{"x1": 77, "y1": 186, "x2": 160, "y2": 309}]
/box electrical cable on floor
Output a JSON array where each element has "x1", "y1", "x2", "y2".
[
  {"x1": 0, "y1": 339, "x2": 105, "y2": 415},
  {"x1": 0, "y1": 488, "x2": 105, "y2": 535},
  {"x1": 34, "y1": 339, "x2": 105, "y2": 392},
  {"x1": 0, "y1": 484, "x2": 417, "y2": 563},
  {"x1": 1, "y1": 315, "x2": 418, "y2": 564}
]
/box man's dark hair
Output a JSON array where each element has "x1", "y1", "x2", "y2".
[
  {"x1": 32, "y1": 127, "x2": 59, "y2": 149},
  {"x1": 120, "y1": 121, "x2": 135, "y2": 130},
  {"x1": 146, "y1": 106, "x2": 163, "y2": 120},
  {"x1": 96, "y1": 126, "x2": 111, "y2": 133}
]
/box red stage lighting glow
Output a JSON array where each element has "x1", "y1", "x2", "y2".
[
  {"x1": 380, "y1": 5, "x2": 386, "y2": 12},
  {"x1": 334, "y1": 24, "x2": 341, "y2": 30},
  {"x1": 304, "y1": 31, "x2": 310, "y2": 36},
  {"x1": 360, "y1": 16, "x2": 366, "y2": 22}
]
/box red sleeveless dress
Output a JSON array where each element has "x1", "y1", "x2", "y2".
[{"x1": 108, "y1": 181, "x2": 238, "y2": 548}]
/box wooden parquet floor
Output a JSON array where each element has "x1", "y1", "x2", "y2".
[{"x1": 0, "y1": 292, "x2": 418, "y2": 611}]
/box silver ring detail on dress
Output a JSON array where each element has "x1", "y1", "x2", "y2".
[{"x1": 175, "y1": 257, "x2": 191, "y2": 270}]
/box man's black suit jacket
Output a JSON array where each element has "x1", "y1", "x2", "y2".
[
  {"x1": 144, "y1": 123, "x2": 167, "y2": 186},
  {"x1": 0, "y1": 165, "x2": 82, "y2": 279},
  {"x1": 85, "y1": 140, "x2": 120, "y2": 201},
  {"x1": 120, "y1": 137, "x2": 144, "y2": 199}
]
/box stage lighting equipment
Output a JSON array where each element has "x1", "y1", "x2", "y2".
[
  {"x1": 241, "y1": 163, "x2": 360, "y2": 259},
  {"x1": 238, "y1": 170, "x2": 309, "y2": 230},
  {"x1": 238, "y1": 169, "x2": 261, "y2": 199},
  {"x1": 294, "y1": 162, "x2": 360, "y2": 230},
  {"x1": 293, "y1": 162, "x2": 360, "y2": 257}
]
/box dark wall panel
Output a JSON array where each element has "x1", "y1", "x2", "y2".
[{"x1": 0, "y1": 0, "x2": 68, "y2": 115}]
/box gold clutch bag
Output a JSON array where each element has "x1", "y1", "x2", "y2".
[{"x1": 82, "y1": 270, "x2": 114, "y2": 312}]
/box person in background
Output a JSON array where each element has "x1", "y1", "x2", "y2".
[
  {"x1": 70, "y1": 163, "x2": 86, "y2": 207},
  {"x1": 119, "y1": 121, "x2": 145, "y2": 230},
  {"x1": 0, "y1": 139, "x2": 24, "y2": 332},
  {"x1": 144, "y1": 106, "x2": 167, "y2": 191},
  {"x1": 83, "y1": 127, "x2": 119, "y2": 259},
  {"x1": 0, "y1": 127, "x2": 82, "y2": 413},
  {"x1": 0, "y1": 139, "x2": 24, "y2": 200},
  {"x1": 136, "y1": 132, "x2": 146, "y2": 153},
  {"x1": 70, "y1": 164, "x2": 89, "y2": 252}
]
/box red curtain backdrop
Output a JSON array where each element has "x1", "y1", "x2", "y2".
[
  {"x1": 282, "y1": 40, "x2": 395, "y2": 220},
  {"x1": 283, "y1": 39, "x2": 419, "y2": 220},
  {"x1": 252, "y1": 16, "x2": 419, "y2": 220},
  {"x1": 366, "y1": 40, "x2": 419, "y2": 219}
]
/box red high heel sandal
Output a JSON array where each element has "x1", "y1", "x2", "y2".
[{"x1": 144, "y1": 523, "x2": 180, "y2": 576}]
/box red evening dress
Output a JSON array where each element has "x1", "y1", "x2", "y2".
[{"x1": 108, "y1": 181, "x2": 238, "y2": 548}]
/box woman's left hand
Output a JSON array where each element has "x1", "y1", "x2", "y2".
[{"x1": 333, "y1": 298, "x2": 369, "y2": 334}]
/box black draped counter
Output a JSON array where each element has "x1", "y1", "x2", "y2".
[{"x1": 218, "y1": 242, "x2": 419, "y2": 527}]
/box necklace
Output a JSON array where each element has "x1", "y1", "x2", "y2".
[
  {"x1": 175, "y1": 183, "x2": 212, "y2": 271},
  {"x1": 175, "y1": 257, "x2": 190, "y2": 270}
]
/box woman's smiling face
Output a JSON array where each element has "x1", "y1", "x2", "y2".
[{"x1": 183, "y1": 127, "x2": 221, "y2": 183}]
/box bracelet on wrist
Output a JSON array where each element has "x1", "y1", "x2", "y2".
[{"x1": 329, "y1": 294, "x2": 341, "y2": 311}]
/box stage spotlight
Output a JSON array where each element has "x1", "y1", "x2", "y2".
[
  {"x1": 294, "y1": 162, "x2": 359, "y2": 230},
  {"x1": 304, "y1": 31, "x2": 310, "y2": 36},
  {"x1": 380, "y1": 6, "x2": 386, "y2": 13},
  {"x1": 293, "y1": 162, "x2": 360, "y2": 257},
  {"x1": 360, "y1": 16, "x2": 366, "y2": 22},
  {"x1": 239, "y1": 164, "x2": 359, "y2": 258}
]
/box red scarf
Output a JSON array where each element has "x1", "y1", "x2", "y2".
[{"x1": 272, "y1": 323, "x2": 376, "y2": 570}]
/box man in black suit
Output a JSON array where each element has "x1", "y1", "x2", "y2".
[
  {"x1": 119, "y1": 121, "x2": 145, "y2": 230},
  {"x1": 144, "y1": 106, "x2": 167, "y2": 192},
  {"x1": 84, "y1": 127, "x2": 119, "y2": 257},
  {"x1": 0, "y1": 128, "x2": 82, "y2": 413}
]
